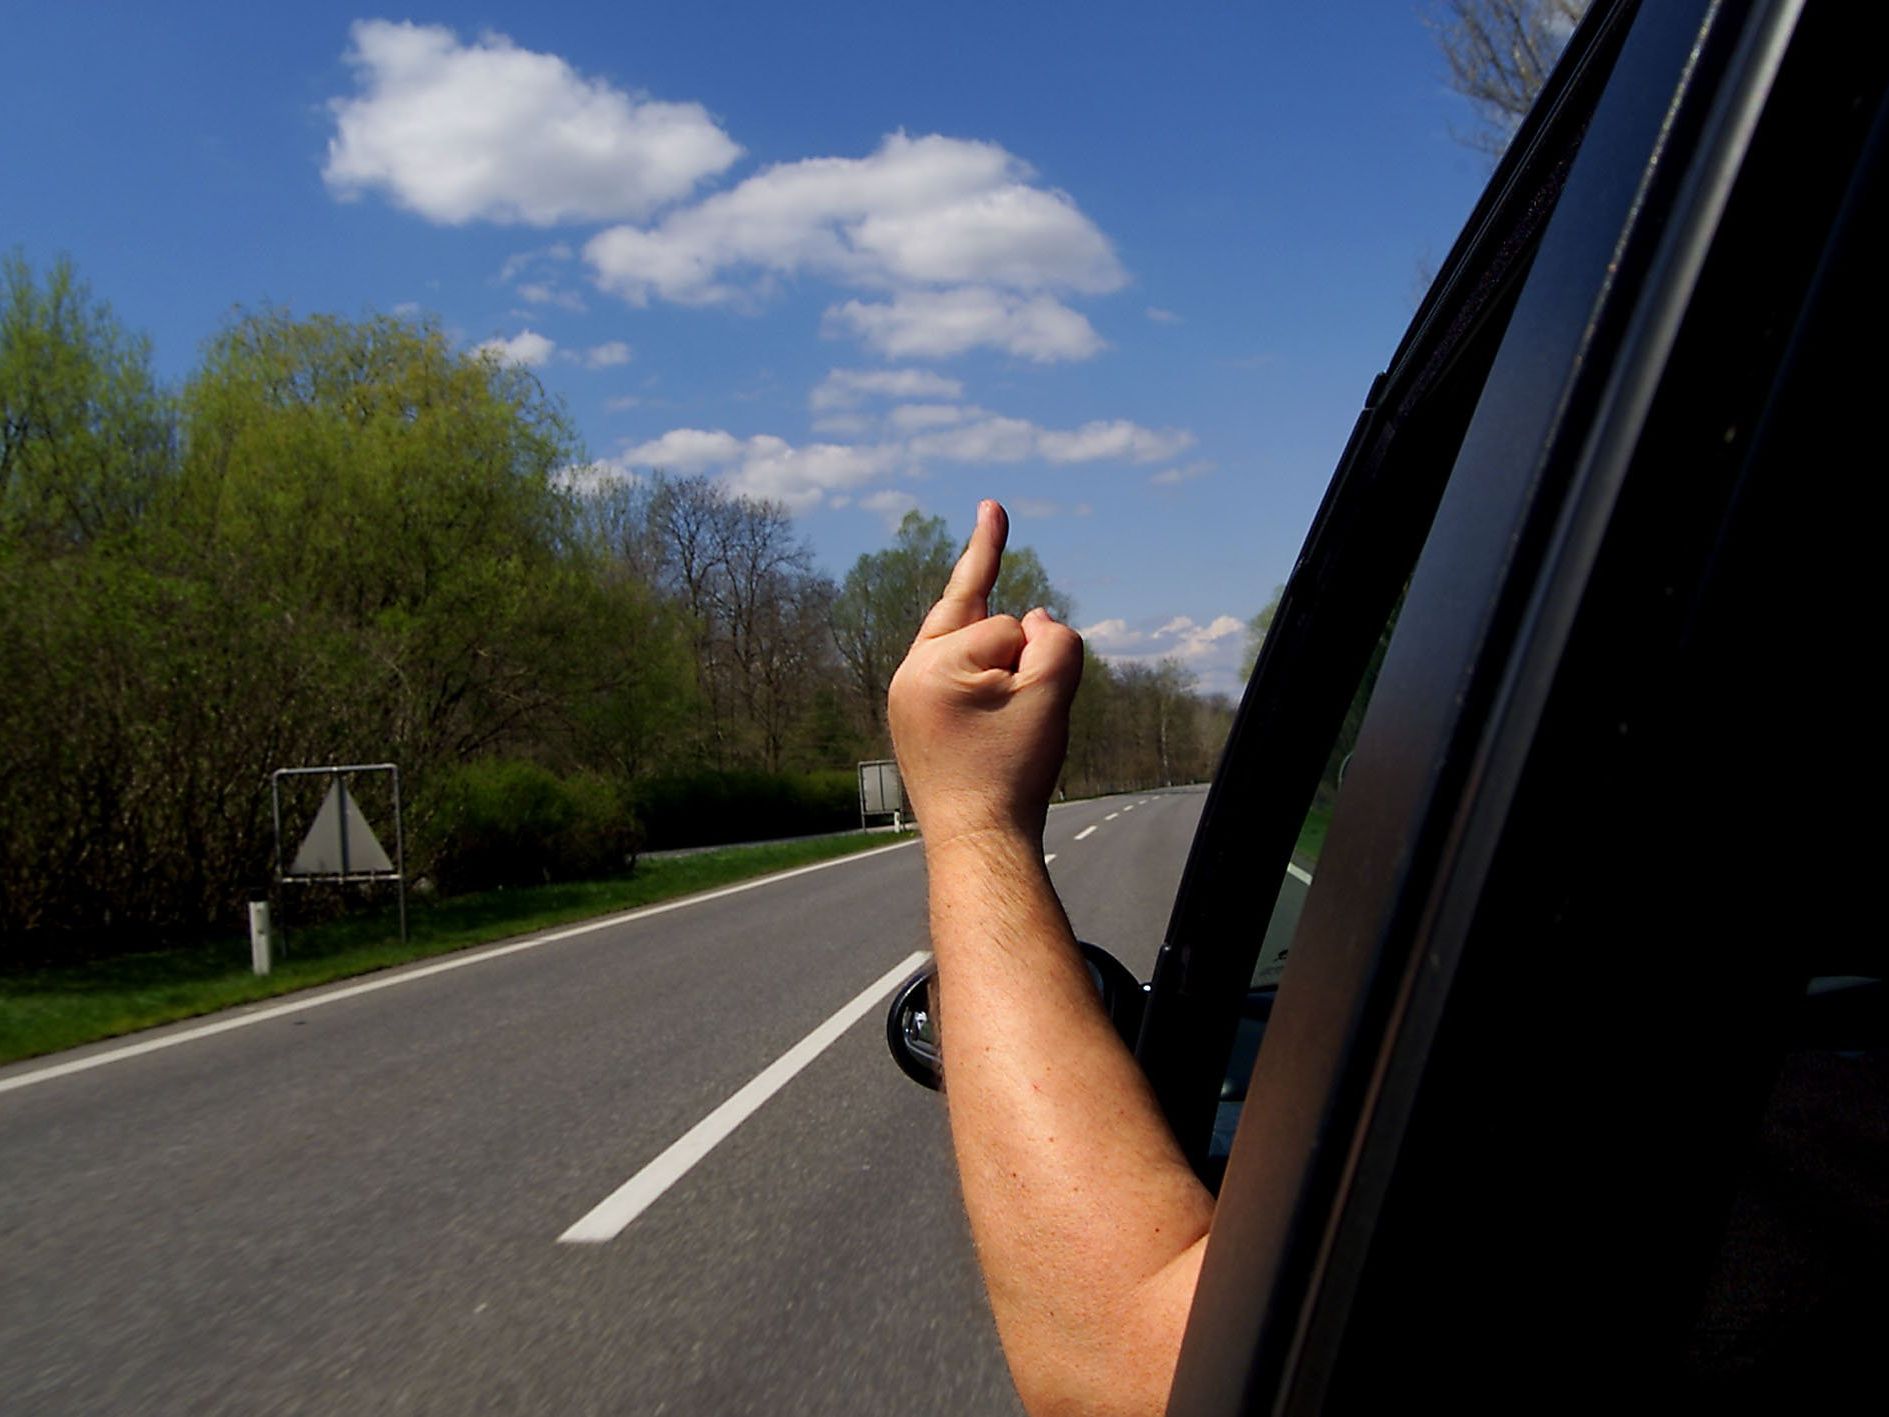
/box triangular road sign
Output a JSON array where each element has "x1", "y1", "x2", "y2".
[{"x1": 289, "y1": 779, "x2": 394, "y2": 877}]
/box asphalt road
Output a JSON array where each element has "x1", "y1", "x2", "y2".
[{"x1": 0, "y1": 787, "x2": 1207, "y2": 1415}]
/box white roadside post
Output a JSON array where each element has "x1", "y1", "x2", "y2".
[{"x1": 248, "y1": 900, "x2": 273, "y2": 976}]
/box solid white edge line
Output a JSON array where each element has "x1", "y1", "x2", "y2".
[
  {"x1": 1073, "y1": 825, "x2": 1098, "y2": 841},
  {"x1": 558, "y1": 949, "x2": 930, "y2": 1244},
  {"x1": 0, "y1": 838, "x2": 921, "y2": 1097},
  {"x1": 1287, "y1": 864, "x2": 1314, "y2": 886}
]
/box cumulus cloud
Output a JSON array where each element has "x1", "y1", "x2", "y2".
[
  {"x1": 825, "y1": 287, "x2": 1104, "y2": 362},
  {"x1": 556, "y1": 459, "x2": 640, "y2": 496},
  {"x1": 810, "y1": 366, "x2": 964, "y2": 411},
  {"x1": 1151, "y1": 459, "x2": 1215, "y2": 487},
  {"x1": 615, "y1": 428, "x2": 900, "y2": 509},
  {"x1": 323, "y1": 20, "x2": 741, "y2": 225},
  {"x1": 909, "y1": 415, "x2": 1192, "y2": 465},
  {"x1": 1038, "y1": 420, "x2": 1195, "y2": 464},
  {"x1": 517, "y1": 282, "x2": 587, "y2": 312},
  {"x1": 475, "y1": 329, "x2": 556, "y2": 367},
  {"x1": 1080, "y1": 613, "x2": 1247, "y2": 675},
  {"x1": 810, "y1": 412, "x2": 875, "y2": 437},
  {"x1": 584, "y1": 132, "x2": 1123, "y2": 305},
  {"x1": 860, "y1": 488, "x2": 920, "y2": 528},
  {"x1": 582, "y1": 340, "x2": 634, "y2": 368},
  {"x1": 886, "y1": 402, "x2": 977, "y2": 432}
]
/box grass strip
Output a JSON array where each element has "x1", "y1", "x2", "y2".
[{"x1": 0, "y1": 831, "x2": 912, "y2": 1067}]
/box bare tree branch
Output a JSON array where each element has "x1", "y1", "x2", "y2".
[{"x1": 1430, "y1": 0, "x2": 1589, "y2": 157}]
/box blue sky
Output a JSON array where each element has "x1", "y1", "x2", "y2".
[{"x1": 2, "y1": 1, "x2": 1493, "y2": 696}]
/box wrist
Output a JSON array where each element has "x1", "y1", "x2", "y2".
[{"x1": 921, "y1": 822, "x2": 1048, "y2": 874}]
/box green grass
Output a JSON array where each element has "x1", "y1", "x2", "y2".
[
  {"x1": 1293, "y1": 802, "x2": 1333, "y2": 872},
  {"x1": 0, "y1": 830, "x2": 912, "y2": 1066}
]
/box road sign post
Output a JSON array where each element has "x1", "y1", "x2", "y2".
[
  {"x1": 857, "y1": 759, "x2": 905, "y2": 832},
  {"x1": 248, "y1": 899, "x2": 273, "y2": 976},
  {"x1": 271, "y1": 763, "x2": 407, "y2": 949}
]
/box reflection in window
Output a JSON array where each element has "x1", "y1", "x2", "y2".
[{"x1": 1209, "y1": 594, "x2": 1405, "y2": 1177}]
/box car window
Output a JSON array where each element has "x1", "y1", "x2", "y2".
[
  {"x1": 1208, "y1": 595, "x2": 1403, "y2": 1175},
  {"x1": 1249, "y1": 592, "x2": 1401, "y2": 992}
]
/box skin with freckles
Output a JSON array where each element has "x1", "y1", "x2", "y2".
[{"x1": 889, "y1": 500, "x2": 1213, "y2": 1417}]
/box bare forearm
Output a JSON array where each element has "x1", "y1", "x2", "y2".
[{"x1": 927, "y1": 830, "x2": 1213, "y2": 1417}]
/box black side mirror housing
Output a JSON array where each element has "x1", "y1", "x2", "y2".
[{"x1": 885, "y1": 942, "x2": 1148, "y2": 1091}]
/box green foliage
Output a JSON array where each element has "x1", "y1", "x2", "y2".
[
  {"x1": 0, "y1": 830, "x2": 905, "y2": 1064},
  {"x1": 633, "y1": 769, "x2": 858, "y2": 849},
  {"x1": 422, "y1": 759, "x2": 642, "y2": 894},
  {"x1": 991, "y1": 543, "x2": 1073, "y2": 622},
  {"x1": 0, "y1": 253, "x2": 174, "y2": 554},
  {"x1": 0, "y1": 255, "x2": 1235, "y2": 970},
  {"x1": 1241, "y1": 584, "x2": 1283, "y2": 681}
]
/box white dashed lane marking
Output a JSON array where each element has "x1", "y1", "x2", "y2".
[
  {"x1": 559, "y1": 950, "x2": 929, "y2": 1243},
  {"x1": 1105, "y1": 812, "x2": 1120, "y2": 821},
  {"x1": 1074, "y1": 826, "x2": 1098, "y2": 841},
  {"x1": 1044, "y1": 854, "x2": 1057, "y2": 864}
]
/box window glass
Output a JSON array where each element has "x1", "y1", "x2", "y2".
[{"x1": 1210, "y1": 594, "x2": 1405, "y2": 1171}]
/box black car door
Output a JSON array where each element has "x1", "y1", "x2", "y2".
[{"x1": 1148, "y1": 0, "x2": 1887, "y2": 1409}]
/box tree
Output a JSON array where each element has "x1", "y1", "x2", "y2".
[
  {"x1": 629, "y1": 472, "x2": 838, "y2": 771},
  {"x1": 0, "y1": 253, "x2": 174, "y2": 555},
  {"x1": 1241, "y1": 585, "x2": 1283, "y2": 681},
  {"x1": 831, "y1": 511, "x2": 958, "y2": 747},
  {"x1": 1431, "y1": 0, "x2": 1590, "y2": 156}
]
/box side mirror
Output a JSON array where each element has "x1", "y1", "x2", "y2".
[{"x1": 885, "y1": 942, "x2": 1148, "y2": 1091}]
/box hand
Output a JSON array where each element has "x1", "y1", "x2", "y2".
[{"x1": 888, "y1": 500, "x2": 1084, "y2": 848}]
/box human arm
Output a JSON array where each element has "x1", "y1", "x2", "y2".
[{"x1": 888, "y1": 501, "x2": 1214, "y2": 1417}]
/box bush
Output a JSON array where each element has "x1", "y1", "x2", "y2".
[
  {"x1": 633, "y1": 769, "x2": 858, "y2": 850},
  {"x1": 424, "y1": 760, "x2": 641, "y2": 895}
]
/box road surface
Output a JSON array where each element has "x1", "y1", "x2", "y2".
[{"x1": 0, "y1": 788, "x2": 1207, "y2": 1415}]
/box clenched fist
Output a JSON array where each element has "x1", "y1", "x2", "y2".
[{"x1": 888, "y1": 500, "x2": 1084, "y2": 848}]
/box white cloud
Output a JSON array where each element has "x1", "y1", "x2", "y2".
[
  {"x1": 860, "y1": 489, "x2": 920, "y2": 528},
  {"x1": 1009, "y1": 498, "x2": 1063, "y2": 519},
  {"x1": 1146, "y1": 306, "x2": 1182, "y2": 324},
  {"x1": 517, "y1": 281, "x2": 588, "y2": 312},
  {"x1": 907, "y1": 415, "x2": 1042, "y2": 463},
  {"x1": 556, "y1": 459, "x2": 640, "y2": 496},
  {"x1": 886, "y1": 402, "x2": 976, "y2": 432},
  {"x1": 810, "y1": 367, "x2": 964, "y2": 410},
  {"x1": 583, "y1": 340, "x2": 634, "y2": 368},
  {"x1": 616, "y1": 428, "x2": 899, "y2": 509},
  {"x1": 618, "y1": 427, "x2": 746, "y2": 471},
  {"x1": 1080, "y1": 617, "x2": 1138, "y2": 650},
  {"x1": 1151, "y1": 459, "x2": 1215, "y2": 487},
  {"x1": 498, "y1": 243, "x2": 572, "y2": 283},
  {"x1": 1038, "y1": 420, "x2": 1194, "y2": 465},
  {"x1": 323, "y1": 20, "x2": 741, "y2": 225},
  {"x1": 908, "y1": 414, "x2": 1192, "y2": 465},
  {"x1": 604, "y1": 394, "x2": 642, "y2": 412},
  {"x1": 825, "y1": 287, "x2": 1104, "y2": 362},
  {"x1": 1079, "y1": 612, "x2": 1245, "y2": 667},
  {"x1": 584, "y1": 132, "x2": 1124, "y2": 307},
  {"x1": 810, "y1": 412, "x2": 875, "y2": 437},
  {"x1": 475, "y1": 329, "x2": 556, "y2": 367}
]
